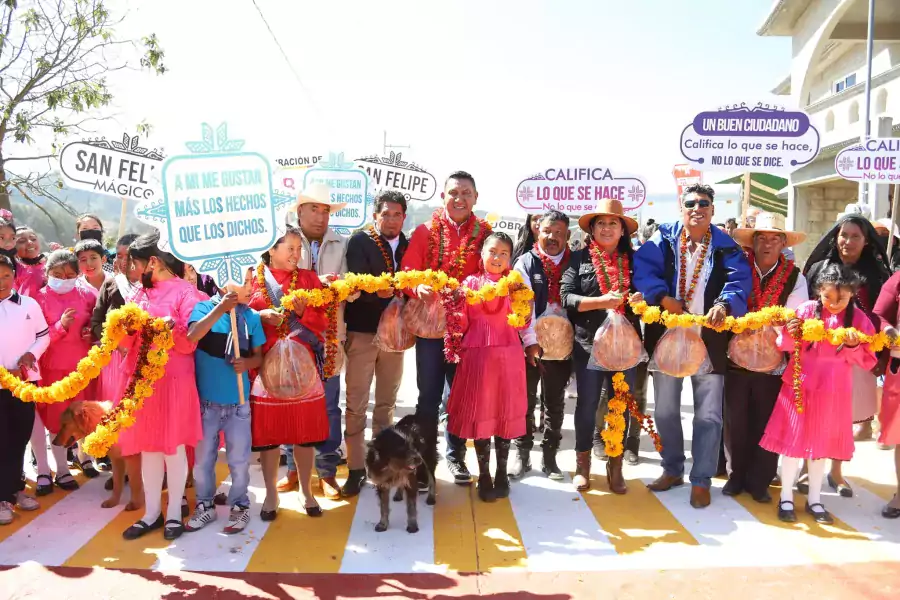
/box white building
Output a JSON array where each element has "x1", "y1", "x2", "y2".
[{"x1": 759, "y1": 0, "x2": 900, "y2": 260}]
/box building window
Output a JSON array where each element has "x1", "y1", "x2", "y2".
[
  {"x1": 834, "y1": 73, "x2": 857, "y2": 93},
  {"x1": 826, "y1": 110, "x2": 835, "y2": 131},
  {"x1": 849, "y1": 100, "x2": 860, "y2": 124}
]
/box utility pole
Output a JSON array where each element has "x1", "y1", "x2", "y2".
[
  {"x1": 383, "y1": 130, "x2": 410, "y2": 155},
  {"x1": 860, "y1": 0, "x2": 876, "y2": 206}
]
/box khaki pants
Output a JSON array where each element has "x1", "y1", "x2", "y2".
[{"x1": 343, "y1": 332, "x2": 405, "y2": 470}]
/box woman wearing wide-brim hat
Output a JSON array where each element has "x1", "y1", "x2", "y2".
[{"x1": 560, "y1": 198, "x2": 643, "y2": 494}]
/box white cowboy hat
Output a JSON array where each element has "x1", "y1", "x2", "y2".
[
  {"x1": 733, "y1": 212, "x2": 806, "y2": 248},
  {"x1": 290, "y1": 182, "x2": 347, "y2": 214}
]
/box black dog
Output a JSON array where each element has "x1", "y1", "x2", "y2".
[{"x1": 365, "y1": 414, "x2": 436, "y2": 533}]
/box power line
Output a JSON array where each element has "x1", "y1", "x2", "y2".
[{"x1": 250, "y1": 0, "x2": 327, "y2": 125}]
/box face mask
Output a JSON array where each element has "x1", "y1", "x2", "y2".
[
  {"x1": 79, "y1": 229, "x2": 103, "y2": 242},
  {"x1": 47, "y1": 276, "x2": 77, "y2": 294}
]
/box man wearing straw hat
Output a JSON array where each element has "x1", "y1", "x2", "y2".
[
  {"x1": 634, "y1": 183, "x2": 752, "y2": 509},
  {"x1": 277, "y1": 182, "x2": 348, "y2": 500},
  {"x1": 725, "y1": 212, "x2": 808, "y2": 503}
]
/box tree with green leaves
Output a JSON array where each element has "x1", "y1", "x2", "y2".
[{"x1": 0, "y1": 0, "x2": 165, "y2": 221}]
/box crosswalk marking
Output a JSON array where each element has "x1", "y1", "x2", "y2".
[
  {"x1": 432, "y1": 478, "x2": 479, "y2": 572},
  {"x1": 0, "y1": 472, "x2": 87, "y2": 545}
]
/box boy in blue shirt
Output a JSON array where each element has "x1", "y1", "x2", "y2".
[{"x1": 185, "y1": 268, "x2": 265, "y2": 534}]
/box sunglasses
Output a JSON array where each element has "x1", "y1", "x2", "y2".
[{"x1": 683, "y1": 200, "x2": 712, "y2": 209}]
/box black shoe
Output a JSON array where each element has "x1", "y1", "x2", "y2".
[
  {"x1": 592, "y1": 437, "x2": 608, "y2": 461},
  {"x1": 752, "y1": 490, "x2": 773, "y2": 504},
  {"x1": 96, "y1": 457, "x2": 112, "y2": 472},
  {"x1": 777, "y1": 500, "x2": 797, "y2": 523},
  {"x1": 882, "y1": 504, "x2": 900, "y2": 519},
  {"x1": 477, "y1": 474, "x2": 496, "y2": 502},
  {"x1": 214, "y1": 492, "x2": 227, "y2": 506},
  {"x1": 447, "y1": 460, "x2": 472, "y2": 485},
  {"x1": 805, "y1": 502, "x2": 834, "y2": 525},
  {"x1": 722, "y1": 478, "x2": 742, "y2": 497},
  {"x1": 279, "y1": 454, "x2": 288, "y2": 467},
  {"x1": 509, "y1": 447, "x2": 531, "y2": 480},
  {"x1": 341, "y1": 469, "x2": 367, "y2": 497},
  {"x1": 66, "y1": 447, "x2": 76, "y2": 467},
  {"x1": 76, "y1": 460, "x2": 100, "y2": 479},
  {"x1": 540, "y1": 447, "x2": 563, "y2": 481},
  {"x1": 494, "y1": 472, "x2": 510, "y2": 499},
  {"x1": 123, "y1": 515, "x2": 164, "y2": 540},
  {"x1": 164, "y1": 519, "x2": 185, "y2": 540},
  {"x1": 260, "y1": 507, "x2": 277, "y2": 522},
  {"x1": 795, "y1": 473, "x2": 809, "y2": 495},
  {"x1": 623, "y1": 449, "x2": 639, "y2": 466},
  {"x1": 827, "y1": 474, "x2": 853, "y2": 498}
]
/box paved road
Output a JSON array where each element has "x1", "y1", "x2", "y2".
[{"x1": 0, "y1": 352, "x2": 897, "y2": 598}]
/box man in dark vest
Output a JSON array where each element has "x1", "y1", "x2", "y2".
[
  {"x1": 341, "y1": 190, "x2": 409, "y2": 496},
  {"x1": 724, "y1": 212, "x2": 808, "y2": 503},
  {"x1": 510, "y1": 209, "x2": 571, "y2": 479},
  {"x1": 633, "y1": 183, "x2": 752, "y2": 509}
]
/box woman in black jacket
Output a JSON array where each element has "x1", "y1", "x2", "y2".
[{"x1": 561, "y1": 199, "x2": 642, "y2": 495}]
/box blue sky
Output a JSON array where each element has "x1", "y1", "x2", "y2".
[{"x1": 56, "y1": 1, "x2": 792, "y2": 217}]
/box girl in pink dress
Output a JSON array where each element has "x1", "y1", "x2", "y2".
[
  {"x1": 760, "y1": 264, "x2": 876, "y2": 525},
  {"x1": 872, "y1": 270, "x2": 900, "y2": 519},
  {"x1": 117, "y1": 231, "x2": 203, "y2": 541},
  {"x1": 14, "y1": 226, "x2": 45, "y2": 298},
  {"x1": 34, "y1": 250, "x2": 101, "y2": 492},
  {"x1": 447, "y1": 232, "x2": 528, "y2": 503}
]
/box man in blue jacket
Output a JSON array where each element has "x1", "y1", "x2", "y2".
[{"x1": 634, "y1": 183, "x2": 751, "y2": 509}]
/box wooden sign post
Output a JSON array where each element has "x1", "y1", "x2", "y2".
[{"x1": 229, "y1": 309, "x2": 245, "y2": 405}]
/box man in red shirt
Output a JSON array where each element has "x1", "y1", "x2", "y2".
[{"x1": 400, "y1": 171, "x2": 491, "y2": 487}]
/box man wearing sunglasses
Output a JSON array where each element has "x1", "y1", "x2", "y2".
[{"x1": 633, "y1": 183, "x2": 751, "y2": 509}]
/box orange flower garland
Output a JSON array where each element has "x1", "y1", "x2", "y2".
[
  {"x1": 256, "y1": 262, "x2": 299, "y2": 338},
  {"x1": 678, "y1": 228, "x2": 710, "y2": 307},
  {"x1": 747, "y1": 252, "x2": 795, "y2": 311}
]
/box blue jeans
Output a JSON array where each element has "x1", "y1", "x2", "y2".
[
  {"x1": 284, "y1": 375, "x2": 342, "y2": 478},
  {"x1": 573, "y1": 346, "x2": 637, "y2": 453},
  {"x1": 651, "y1": 371, "x2": 724, "y2": 488},
  {"x1": 193, "y1": 401, "x2": 251, "y2": 508},
  {"x1": 415, "y1": 337, "x2": 465, "y2": 464}
]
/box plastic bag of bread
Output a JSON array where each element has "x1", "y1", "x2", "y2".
[
  {"x1": 648, "y1": 326, "x2": 712, "y2": 378},
  {"x1": 402, "y1": 297, "x2": 446, "y2": 339},
  {"x1": 588, "y1": 311, "x2": 647, "y2": 371},
  {"x1": 257, "y1": 332, "x2": 321, "y2": 399},
  {"x1": 727, "y1": 327, "x2": 784, "y2": 373},
  {"x1": 374, "y1": 296, "x2": 416, "y2": 352},
  {"x1": 535, "y1": 304, "x2": 574, "y2": 361}
]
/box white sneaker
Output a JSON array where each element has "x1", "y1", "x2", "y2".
[
  {"x1": 223, "y1": 505, "x2": 250, "y2": 534},
  {"x1": 0, "y1": 501, "x2": 14, "y2": 525},
  {"x1": 185, "y1": 503, "x2": 216, "y2": 532},
  {"x1": 15, "y1": 492, "x2": 39, "y2": 512}
]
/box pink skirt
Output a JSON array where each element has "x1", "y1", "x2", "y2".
[
  {"x1": 36, "y1": 367, "x2": 98, "y2": 435},
  {"x1": 760, "y1": 380, "x2": 855, "y2": 461},
  {"x1": 879, "y1": 366, "x2": 900, "y2": 446},
  {"x1": 447, "y1": 345, "x2": 527, "y2": 440},
  {"x1": 116, "y1": 353, "x2": 202, "y2": 457},
  {"x1": 98, "y1": 351, "x2": 129, "y2": 403}
]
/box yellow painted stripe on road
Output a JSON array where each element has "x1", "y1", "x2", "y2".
[
  {"x1": 65, "y1": 462, "x2": 228, "y2": 569},
  {"x1": 472, "y1": 487, "x2": 527, "y2": 571},
  {"x1": 432, "y1": 479, "x2": 478, "y2": 572},
  {"x1": 245, "y1": 473, "x2": 357, "y2": 573},
  {"x1": 0, "y1": 473, "x2": 87, "y2": 544},
  {"x1": 578, "y1": 475, "x2": 699, "y2": 555}
]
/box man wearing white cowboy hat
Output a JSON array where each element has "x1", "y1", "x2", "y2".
[
  {"x1": 277, "y1": 182, "x2": 349, "y2": 501},
  {"x1": 724, "y1": 212, "x2": 808, "y2": 504}
]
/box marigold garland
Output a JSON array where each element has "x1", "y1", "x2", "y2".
[
  {"x1": 0, "y1": 304, "x2": 155, "y2": 404},
  {"x1": 256, "y1": 263, "x2": 299, "y2": 338},
  {"x1": 678, "y1": 229, "x2": 711, "y2": 308},
  {"x1": 748, "y1": 252, "x2": 795, "y2": 312},
  {"x1": 536, "y1": 247, "x2": 568, "y2": 305},
  {"x1": 590, "y1": 243, "x2": 630, "y2": 315},
  {"x1": 601, "y1": 372, "x2": 663, "y2": 457},
  {"x1": 82, "y1": 318, "x2": 175, "y2": 457}
]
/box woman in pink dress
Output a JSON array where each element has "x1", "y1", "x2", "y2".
[
  {"x1": 34, "y1": 250, "x2": 101, "y2": 492},
  {"x1": 117, "y1": 231, "x2": 203, "y2": 541},
  {"x1": 872, "y1": 270, "x2": 900, "y2": 519},
  {"x1": 761, "y1": 264, "x2": 876, "y2": 525},
  {"x1": 447, "y1": 232, "x2": 528, "y2": 503},
  {"x1": 14, "y1": 226, "x2": 46, "y2": 298}
]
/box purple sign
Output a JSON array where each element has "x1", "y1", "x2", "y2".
[
  {"x1": 515, "y1": 167, "x2": 646, "y2": 215},
  {"x1": 835, "y1": 138, "x2": 900, "y2": 183},
  {"x1": 680, "y1": 103, "x2": 820, "y2": 174}
]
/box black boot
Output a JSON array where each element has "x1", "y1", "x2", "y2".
[
  {"x1": 474, "y1": 440, "x2": 495, "y2": 502},
  {"x1": 509, "y1": 444, "x2": 531, "y2": 479},
  {"x1": 494, "y1": 438, "x2": 511, "y2": 499},
  {"x1": 541, "y1": 444, "x2": 563, "y2": 480},
  {"x1": 592, "y1": 426, "x2": 607, "y2": 461}
]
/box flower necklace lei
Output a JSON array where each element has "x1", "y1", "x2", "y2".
[
  {"x1": 537, "y1": 247, "x2": 570, "y2": 305},
  {"x1": 679, "y1": 228, "x2": 711, "y2": 308},
  {"x1": 368, "y1": 225, "x2": 396, "y2": 275},
  {"x1": 748, "y1": 252, "x2": 795, "y2": 312},
  {"x1": 256, "y1": 262, "x2": 299, "y2": 338},
  {"x1": 427, "y1": 208, "x2": 490, "y2": 279},
  {"x1": 589, "y1": 241, "x2": 630, "y2": 314}
]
